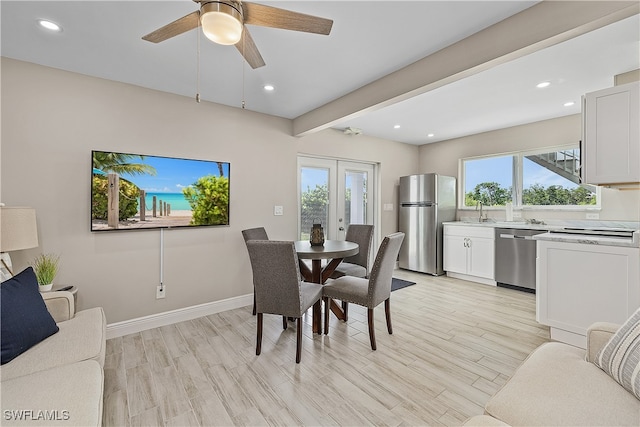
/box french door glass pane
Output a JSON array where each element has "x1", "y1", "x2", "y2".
[
  {"x1": 344, "y1": 170, "x2": 368, "y2": 228},
  {"x1": 300, "y1": 167, "x2": 329, "y2": 240}
]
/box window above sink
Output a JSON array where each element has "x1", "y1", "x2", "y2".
[{"x1": 460, "y1": 144, "x2": 600, "y2": 211}]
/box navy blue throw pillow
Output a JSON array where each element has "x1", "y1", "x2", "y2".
[{"x1": 1, "y1": 267, "x2": 59, "y2": 364}]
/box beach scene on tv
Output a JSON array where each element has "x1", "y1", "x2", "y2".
[{"x1": 91, "y1": 151, "x2": 230, "y2": 231}]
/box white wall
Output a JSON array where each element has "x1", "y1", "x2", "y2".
[
  {"x1": 419, "y1": 115, "x2": 640, "y2": 222},
  {"x1": 1, "y1": 58, "x2": 419, "y2": 323}
]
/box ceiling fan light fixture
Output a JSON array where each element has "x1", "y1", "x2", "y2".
[{"x1": 200, "y1": 2, "x2": 243, "y2": 46}]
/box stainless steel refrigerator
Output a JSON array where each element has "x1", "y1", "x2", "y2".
[{"x1": 398, "y1": 173, "x2": 456, "y2": 275}]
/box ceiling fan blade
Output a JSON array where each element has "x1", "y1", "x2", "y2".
[
  {"x1": 242, "y1": 3, "x2": 333, "y2": 35},
  {"x1": 235, "y1": 27, "x2": 266, "y2": 69},
  {"x1": 142, "y1": 10, "x2": 200, "y2": 43}
]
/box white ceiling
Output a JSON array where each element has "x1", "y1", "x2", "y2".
[{"x1": 2, "y1": 1, "x2": 639, "y2": 145}]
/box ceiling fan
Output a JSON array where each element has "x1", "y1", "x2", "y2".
[{"x1": 142, "y1": 0, "x2": 333, "y2": 69}]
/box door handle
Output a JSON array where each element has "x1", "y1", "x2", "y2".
[{"x1": 339, "y1": 227, "x2": 345, "y2": 231}]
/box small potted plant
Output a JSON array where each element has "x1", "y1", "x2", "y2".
[{"x1": 31, "y1": 253, "x2": 60, "y2": 292}]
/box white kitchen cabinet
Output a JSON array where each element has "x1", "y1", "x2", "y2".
[
  {"x1": 583, "y1": 81, "x2": 640, "y2": 186},
  {"x1": 537, "y1": 239, "x2": 640, "y2": 349},
  {"x1": 444, "y1": 225, "x2": 495, "y2": 285}
]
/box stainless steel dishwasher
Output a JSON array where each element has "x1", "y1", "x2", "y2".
[{"x1": 495, "y1": 227, "x2": 547, "y2": 292}]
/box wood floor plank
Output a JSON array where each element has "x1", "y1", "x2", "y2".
[
  {"x1": 102, "y1": 389, "x2": 129, "y2": 427},
  {"x1": 125, "y1": 364, "x2": 159, "y2": 418},
  {"x1": 122, "y1": 333, "x2": 147, "y2": 370},
  {"x1": 104, "y1": 271, "x2": 549, "y2": 427},
  {"x1": 174, "y1": 352, "x2": 215, "y2": 399},
  {"x1": 151, "y1": 365, "x2": 192, "y2": 420},
  {"x1": 190, "y1": 392, "x2": 235, "y2": 426}
]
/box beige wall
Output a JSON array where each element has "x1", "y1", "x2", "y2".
[
  {"x1": 0, "y1": 58, "x2": 418, "y2": 323},
  {"x1": 4, "y1": 58, "x2": 637, "y2": 325},
  {"x1": 419, "y1": 115, "x2": 640, "y2": 222}
]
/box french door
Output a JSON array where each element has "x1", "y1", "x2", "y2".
[{"x1": 297, "y1": 156, "x2": 376, "y2": 241}]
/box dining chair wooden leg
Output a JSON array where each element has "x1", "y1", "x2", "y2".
[
  {"x1": 296, "y1": 317, "x2": 302, "y2": 363},
  {"x1": 342, "y1": 301, "x2": 349, "y2": 321},
  {"x1": 256, "y1": 313, "x2": 263, "y2": 355},
  {"x1": 252, "y1": 293, "x2": 256, "y2": 315},
  {"x1": 323, "y1": 297, "x2": 330, "y2": 335},
  {"x1": 282, "y1": 316, "x2": 288, "y2": 330},
  {"x1": 314, "y1": 301, "x2": 322, "y2": 335},
  {"x1": 385, "y1": 298, "x2": 393, "y2": 334},
  {"x1": 367, "y1": 308, "x2": 377, "y2": 351}
]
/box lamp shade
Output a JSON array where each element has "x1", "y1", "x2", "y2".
[
  {"x1": 0, "y1": 207, "x2": 39, "y2": 252},
  {"x1": 201, "y1": 1, "x2": 243, "y2": 46}
]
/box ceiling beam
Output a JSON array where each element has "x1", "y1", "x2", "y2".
[{"x1": 292, "y1": 1, "x2": 640, "y2": 137}]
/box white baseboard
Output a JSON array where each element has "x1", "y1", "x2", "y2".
[{"x1": 106, "y1": 294, "x2": 253, "y2": 339}]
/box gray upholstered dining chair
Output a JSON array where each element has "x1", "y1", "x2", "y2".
[
  {"x1": 246, "y1": 240, "x2": 323, "y2": 363},
  {"x1": 242, "y1": 227, "x2": 269, "y2": 315},
  {"x1": 331, "y1": 224, "x2": 374, "y2": 278},
  {"x1": 330, "y1": 224, "x2": 375, "y2": 320},
  {"x1": 322, "y1": 232, "x2": 405, "y2": 351}
]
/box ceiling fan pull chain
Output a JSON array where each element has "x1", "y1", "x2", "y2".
[
  {"x1": 241, "y1": 28, "x2": 246, "y2": 109},
  {"x1": 196, "y1": 12, "x2": 201, "y2": 104}
]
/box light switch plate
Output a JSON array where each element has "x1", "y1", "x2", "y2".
[
  {"x1": 383, "y1": 203, "x2": 393, "y2": 211},
  {"x1": 274, "y1": 205, "x2": 284, "y2": 216}
]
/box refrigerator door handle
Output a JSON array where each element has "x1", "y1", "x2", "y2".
[{"x1": 401, "y1": 202, "x2": 435, "y2": 207}]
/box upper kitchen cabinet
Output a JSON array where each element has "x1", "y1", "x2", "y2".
[{"x1": 583, "y1": 81, "x2": 640, "y2": 187}]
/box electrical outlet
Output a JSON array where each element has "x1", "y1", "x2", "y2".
[
  {"x1": 156, "y1": 285, "x2": 165, "y2": 299},
  {"x1": 512, "y1": 211, "x2": 522, "y2": 218},
  {"x1": 274, "y1": 205, "x2": 283, "y2": 216},
  {"x1": 586, "y1": 213, "x2": 599, "y2": 220}
]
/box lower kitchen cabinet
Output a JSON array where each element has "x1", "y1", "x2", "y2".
[
  {"x1": 537, "y1": 239, "x2": 640, "y2": 349},
  {"x1": 443, "y1": 225, "x2": 495, "y2": 285}
]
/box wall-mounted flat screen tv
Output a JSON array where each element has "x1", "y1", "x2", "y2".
[{"x1": 91, "y1": 150, "x2": 230, "y2": 232}]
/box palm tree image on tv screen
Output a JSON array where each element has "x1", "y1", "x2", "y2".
[{"x1": 91, "y1": 151, "x2": 230, "y2": 231}]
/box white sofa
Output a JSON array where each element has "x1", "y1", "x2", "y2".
[
  {"x1": 465, "y1": 322, "x2": 640, "y2": 426},
  {"x1": 0, "y1": 291, "x2": 106, "y2": 426}
]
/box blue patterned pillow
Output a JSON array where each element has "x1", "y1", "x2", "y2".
[
  {"x1": 595, "y1": 307, "x2": 640, "y2": 399},
  {"x1": 1, "y1": 267, "x2": 59, "y2": 364}
]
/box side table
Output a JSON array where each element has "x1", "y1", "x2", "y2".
[{"x1": 49, "y1": 285, "x2": 78, "y2": 315}]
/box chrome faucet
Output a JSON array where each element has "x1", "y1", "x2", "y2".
[{"x1": 476, "y1": 201, "x2": 484, "y2": 222}]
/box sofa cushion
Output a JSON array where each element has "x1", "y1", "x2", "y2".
[
  {"x1": 485, "y1": 342, "x2": 640, "y2": 426},
  {"x1": 1, "y1": 267, "x2": 59, "y2": 365},
  {"x1": 594, "y1": 307, "x2": 640, "y2": 399},
  {"x1": 0, "y1": 360, "x2": 103, "y2": 426},
  {"x1": 0, "y1": 307, "x2": 106, "y2": 381}
]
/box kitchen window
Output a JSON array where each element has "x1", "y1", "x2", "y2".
[{"x1": 461, "y1": 145, "x2": 599, "y2": 209}]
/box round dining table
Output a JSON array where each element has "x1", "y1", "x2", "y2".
[{"x1": 294, "y1": 240, "x2": 359, "y2": 333}]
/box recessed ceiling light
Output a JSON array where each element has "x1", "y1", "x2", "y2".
[
  {"x1": 536, "y1": 81, "x2": 551, "y2": 89},
  {"x1": 263, "y1": 85, "x2": 274, "y2": 91},
  {"x1": 38, "y1": 19, "x2": 62, "y2": 32},
  {"x1": 427, "y1": 133, "x2": 435, "y2": 138},
  {"x1": 564, "y1": 101, "x2": 575, "y2": 107},
  {"x1": 393, "y1": 124, "x2": 401, "y2": 129}
]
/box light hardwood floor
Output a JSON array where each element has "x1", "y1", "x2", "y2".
[{"x1": 103, "y1": 271, "x2": 550, "y2": 426}]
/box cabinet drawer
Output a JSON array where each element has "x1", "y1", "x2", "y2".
[{"x1": 444, "y1": 225, "x2": 494, "y2": 239}]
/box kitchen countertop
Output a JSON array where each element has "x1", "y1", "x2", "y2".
[
  {"x1": 443, "y1": 220, "x2": 640, "y2": 248},
  {"x1": 443, "y1": 220, "x2": 554, "y2": 231},
  {"x1": 533, "y1": 231, "x2": 640, "y2": 248}
]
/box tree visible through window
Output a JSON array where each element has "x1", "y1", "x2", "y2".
[{"x1": 463, "y1": 147, "x2": 597, "y2": 208}]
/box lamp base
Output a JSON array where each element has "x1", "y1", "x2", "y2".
[{"x1": 1, "y1": 252, "x2": 14, "y2": 282}]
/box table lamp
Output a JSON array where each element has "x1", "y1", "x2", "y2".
[{"x1": 0, "y1": 206, "x2": 39, "y2": 282}]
